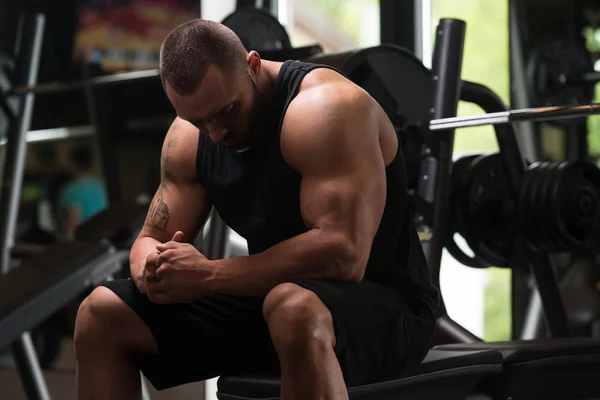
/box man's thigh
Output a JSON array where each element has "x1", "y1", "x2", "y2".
[
  {"x1": 287, "y1": 278, "x2": 435, "y2": 387},
  {"x1": 102, "y1": 279, "x2": 279, "y2": 391}
]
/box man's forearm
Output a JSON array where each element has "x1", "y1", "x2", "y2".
[
  {"x1": 130, "y1": 236, "x2": 161, "y2": 279},
  {"x1": 211, "y1": 229, "x2": 361, "y2": 296}
]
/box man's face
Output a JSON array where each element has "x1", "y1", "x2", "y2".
[{"x1": 166, "y1": 65, "x2": 264, "y2": 152}]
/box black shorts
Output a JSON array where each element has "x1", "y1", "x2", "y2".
[{"x1": 102, "y1": 278, "x2": 434, "y2": 391}]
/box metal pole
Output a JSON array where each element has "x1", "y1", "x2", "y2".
[
  {"x1": 420, "y1": 19, "x2": 466, "y2": 315},
  {"x1": 11, "y1": 333, "x2": 51, "y2": 400},
  {"x1": 528, "y1": 252, "x2": 571, "y2": 337},
  {"x1": 520, "y1": 286, "x2": 544, "y2": 339},
  {"x1": 1, "y1": 14, "x2": 52, "y2": 400},
  {"x1": 0, "y1": 13, "x2": 45, "y2": 274},
  {"x1": 430, "y1": 103, "x2": 600, "y2": 131}
]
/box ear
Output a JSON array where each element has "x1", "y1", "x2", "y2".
[{"x1": 246, "y1": 51, "x2": 261, "y2": 77}]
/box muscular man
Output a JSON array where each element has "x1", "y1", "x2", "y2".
[{"x1": 74, "y1": 19, "x2": 439, "y2": 400}]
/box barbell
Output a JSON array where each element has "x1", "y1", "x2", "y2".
[{"x1": 429, "y1": 103, "x2": 600, "y2": 131}]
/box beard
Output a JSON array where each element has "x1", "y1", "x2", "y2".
[{"x1": 227, "y1": 77, "x2": 265, "y2": 151}]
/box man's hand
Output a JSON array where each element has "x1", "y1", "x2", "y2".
[{"x1": 145, "y1": 231, "x2": 216, "y2": 304}]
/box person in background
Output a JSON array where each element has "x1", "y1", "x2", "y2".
[{"x1": 59, "y1": 146, "x2": 108, "y2": 240}]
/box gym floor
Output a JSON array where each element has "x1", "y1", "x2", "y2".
[{"x1": 0, "y1": 339, "x2": 205, "y2": 400}]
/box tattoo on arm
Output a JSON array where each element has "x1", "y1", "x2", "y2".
[
  {"x1": 162, "y1": 137, "x2": 179, "y2": 181},
  {"x1": 146, "y1": 121, "x2": 181, "y2": 231},
  {"x1": 145, "y1": 184, "x2": 170, "y2": 231}
]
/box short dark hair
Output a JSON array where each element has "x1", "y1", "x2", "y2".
[{"x1": 159, "y1": 19, "x2": 248, "y2": 96}]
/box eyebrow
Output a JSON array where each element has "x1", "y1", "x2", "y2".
[{"x1": 189, "y1": 102, "x2": 233, "y2": 126}]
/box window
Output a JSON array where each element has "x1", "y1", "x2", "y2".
[
  {"x1": 428, "y1": 0, "x2": 512, "y2": 342},
  {"x1": 284, "y1": 0, "x2": 380, "y2": 53},
  {"x1": 583, "y1": 25, "x2": 600, "y2": 165}
]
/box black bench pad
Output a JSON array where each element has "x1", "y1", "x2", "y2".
[
  {"x1": 217, "y1": 349, "x2": 502, "y2": 400},
  {"x1": 0, "y1": 240, "x2": 113, "y2": 349},
  {"x1": 436, "y1": 339, "x2": 600, "y2": 399}
]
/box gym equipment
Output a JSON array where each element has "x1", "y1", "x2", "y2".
[
  {"x1": 447, "y1": 153, "x2": 600, "y2": 268},
  {"x1": 218, "y1": 349, "x2": 503, "y2": 400},
  {"x1": 221, "y1": 7, "x2": 292, "y2": 52},
  {"x1": 0, "y1": 14, "x2": 125, "y2": 400},
  {"x1": 430, "y1": 102, "x2": 600, "y2": 130},
  {"x1": 560, "y1": 255, "x2": 600, "y2": 337},
  {"x1": 415, "y1": 17, "x2": 600, "y2": 400},
  {"x1": 447, "y1": 153, "x2": 514, "y2": 268},
  {"x1": 527, "y1": 37, "x2": 597, "y2": 108},
  {"x1": 435, "y1": 339, "x2": 600, "y2": 400}
]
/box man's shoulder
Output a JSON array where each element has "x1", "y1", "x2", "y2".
[{"x1": 162, "y1": 118, "x2": 201, "y2": 184}]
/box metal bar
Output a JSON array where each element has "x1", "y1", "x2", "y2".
[
  {"x1": 11, "y1": 332, "x2": 51, "y2": 400},
  {"x1": 3, "y1": 14, "x2": 52, "y2": 400},
  {"x1": 11, "y1": 69, "x2": 159, "y2": 96},
  {"x1": 520, "y1": 286, "x2": 544, "y2": 339},
  {"x1": 0, "y1": 13, "x2": 45, "y2": 274},
  {"x1": 0, "y1": 125, "x2": 95, "y2": 146},
  {"x1": 529, "y1": 252, "x2": 571, "y2": 337},
  {"x1": 509, "y1": 0, "x2": 540, "y2": 162},
  {"x1": 430, "y1": 103, "x2": 600, "y2": 131},
  {"x1": 380, "y1": 0, "x2": 417, "y2": 53},
  {"x1": 420, "y1": 18, "x2": 466, "y2": 319},
  {"x1": 434, "y1": 315, "x2": 483, "y2": 345}
]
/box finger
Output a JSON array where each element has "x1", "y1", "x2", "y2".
[
  {"x1": 145, "y1": 252, "x2": 159, "y2": 266},
  {"x1": 156, "y1": 249, "x2": 174, "y2": 266},
  {"x1": 172, "y1": 231, "x2": 185, "y2": 242},
  {"x1": 156, "y1": 241, "x2": 181, "y2": 252},
  {"x1": 145, "y1": 261, "x2": 158, "y2": 277},
  {"x1": 155, "y1": 264, "x2": 168, "y2": 281}
]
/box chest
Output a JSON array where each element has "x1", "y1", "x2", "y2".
[{"x1": 199, "y1": 140, "x2": 306, "y2": 251}]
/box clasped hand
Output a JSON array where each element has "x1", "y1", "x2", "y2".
[{"x1": 143, "y1": 231, "x2": 216, "y2": 304}]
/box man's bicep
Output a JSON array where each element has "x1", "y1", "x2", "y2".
[
  {"x1": 142, "y1": 180, "x2": 211, "y2": 243},
  {"x1": 300, "y1": 159, "x2": 385, "y2": 243}
]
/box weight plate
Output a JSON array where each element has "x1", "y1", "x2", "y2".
[
  {"x1": 519, "y1": 161, "x2": 544, "y2": 251},
  {"x1": 447, "y1": 155, "x2": 490, "y2": 268},
  {"x1": 561, "y1": 162, "x2": 600, "y2": 249},
  {"x1": 544, "y1": 161, "x2": 572, "y2": 251},
  {"x1": 222, "y1": 8, "x2": 292, "y2": 52},
  {"x1": 464, "y1": 153, "x2": 513, "y2": 267},
  {"x1": 537, "y1": 161, "x2": 567, "y2": 251}
]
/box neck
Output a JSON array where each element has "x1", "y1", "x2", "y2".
[{"x1": 256, "y1": 60, "x2": 282, "y2": 103}]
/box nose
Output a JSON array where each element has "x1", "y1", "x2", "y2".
[{"x1": 206, "y1": 122, "x2": 228, "y2": 144}]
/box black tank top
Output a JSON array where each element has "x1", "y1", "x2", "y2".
[{"x1": 196, "y1": 60, "x2": 439, "y2": 318}]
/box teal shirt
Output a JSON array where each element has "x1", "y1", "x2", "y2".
[{"x1": 59, "y1": 178, "x2": 108, "y2": 221}]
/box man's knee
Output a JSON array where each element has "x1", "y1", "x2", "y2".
[
  {"x1": 263, "y1": 283, "x2": 336, "y2": 350},
  {"x1": 75, "y1": 286, "x2": 123, "y2": 345}
]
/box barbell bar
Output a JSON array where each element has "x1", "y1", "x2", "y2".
[{"x1": 429, "y1": 103, "x2": 600, "y2": 131}]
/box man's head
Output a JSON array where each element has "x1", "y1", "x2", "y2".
[{"x1": 160, "y1": 19, "x2": 267, "y2": 152}]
